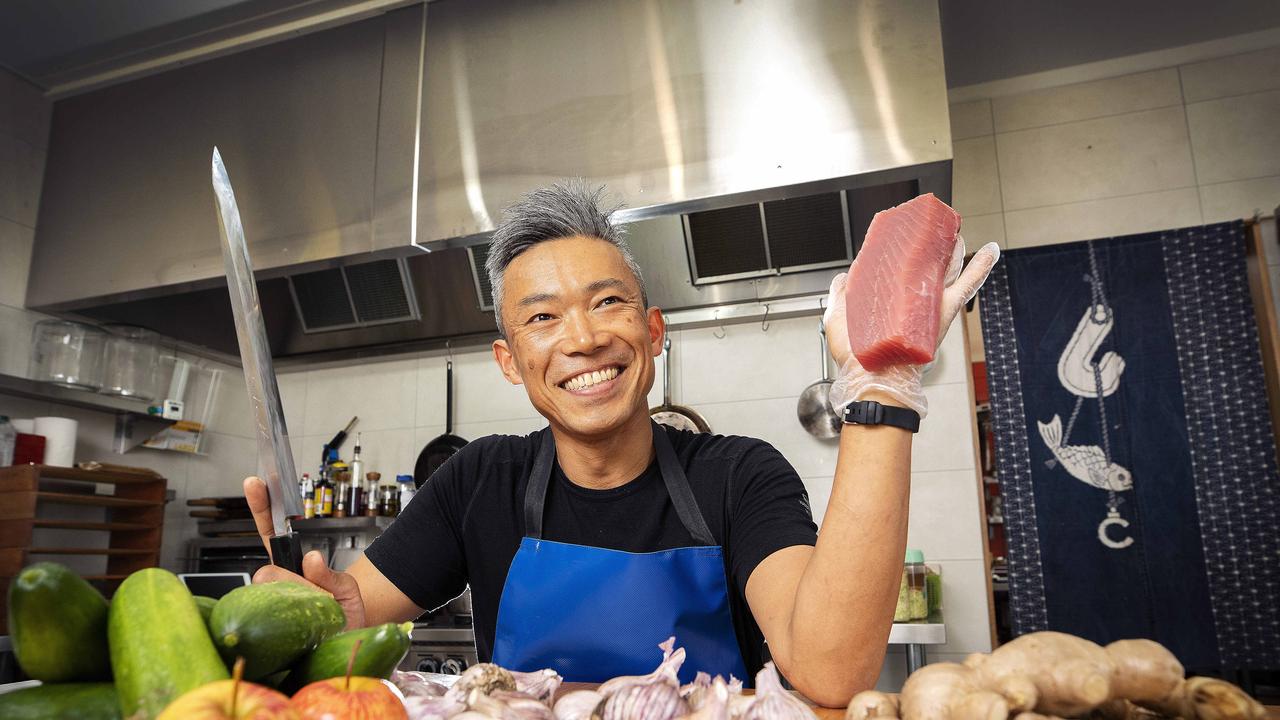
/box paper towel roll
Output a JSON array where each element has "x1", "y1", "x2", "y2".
[
  {"x1": 33, "y1": 417, "x2": 78, "y2": 467},
  {"x1": 11, "y1": 418, "x2": 34, "y2": 433}
]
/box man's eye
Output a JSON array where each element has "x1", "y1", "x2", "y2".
[
  {"x1": 599, "y1": 296, "x2": 622, "y2": 307},
  {"x1": 528, "y1": 313, "x2": 553, "y2": 323}
]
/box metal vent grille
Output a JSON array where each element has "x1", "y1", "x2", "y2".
[
  {"x1": 346, "y1": 259, "x2": 412, "y2": 322},
  {"x1": 290, "y1": 267, "x2": 355, "y2": 329},
  {"x1": 763, "y1": 193, "x2": 849, "y2": 269},
  {"x1": 846, "y1": 180, "x2": 920, "y2": 253},
  {"x1": 685, "y1": 205, "x2": 768, "y2": 281},
  {"x1": 288, "y1": 258, "x2": 418, "y2": 333},
  {"x1": 468, "y1": 244, "x2": 495, "y2": 311}
]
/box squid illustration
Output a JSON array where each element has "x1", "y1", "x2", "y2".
[{"x1": 1058, "y1": 304, "x2": 1125, "y2": 398}]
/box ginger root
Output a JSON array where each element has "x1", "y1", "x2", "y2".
[
  {"x1": 845, "y1": 690, "x2": 900, "y2": 720},
  {"x1": 892, "y1": 632, "x2": 1263, "y2": 720}
]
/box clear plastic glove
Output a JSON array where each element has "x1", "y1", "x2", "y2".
[{"x1": 823, "y1": 237, "x2": 1001, "y2": 419}]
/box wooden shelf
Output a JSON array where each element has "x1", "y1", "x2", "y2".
[
  {"x1": 34, "y1": 519, "x2": 157, "y2": 532},
  {"x1": 35, "y1": 491, "x2": 162, "y2": 508}
]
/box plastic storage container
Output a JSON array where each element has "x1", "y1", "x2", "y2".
[
  {"x1": 101, "y1": 325, "x2": 160, "y2": 400},
  {"x1": 894, "y1": 548, "x2": 930, "y2": 622},
  {"x1": 30, "y1": 320, "x2": 107, "y2": 390}
]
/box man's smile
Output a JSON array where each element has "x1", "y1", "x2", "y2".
[{"x1": 559, "y1": 363, "x2": 626, "y2": 394}]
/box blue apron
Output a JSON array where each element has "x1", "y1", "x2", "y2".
[{"x1": 491, "y1": 422, "x2": 749, "y2": 683}]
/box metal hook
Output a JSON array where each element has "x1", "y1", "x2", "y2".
[
  {"x1": 760, "y1": 304, "x2": 771, "y2": 332},
  {"x1": 713, "y1": 310, "x2": 726, "y2": 339},
  {"x1": 445, "y1": 339, "x2": 454, "y2": 363}
]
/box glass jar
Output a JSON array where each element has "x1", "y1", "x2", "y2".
[
  {"x1": 30, "y1": 320, "x2": 107, "y2": 390},
  {"x1": 101, "y1": 325, "x2": 160, "y2": 401},
  {"x1": 894, "y1": 548, "x2": 930, "y2": 622}
]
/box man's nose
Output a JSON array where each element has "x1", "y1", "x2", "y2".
[{"x1": 561, "y1": 310, "x2": 608, "y2": 354}]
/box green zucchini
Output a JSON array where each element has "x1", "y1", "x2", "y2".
[
  {"x1": 108, "y1": 568, "x2": 229, "y2": 719},
  {"x1": 7, "y1": 562, "x2": 111, "y2": 681},
  {"x1": 193, "y1": 595, "x2": 216, "y2": 629},
  {"x1": 210, "y1": 581, "x2": 345, "y2": 680},
  {"x1": 286, "y1": 621, "x2": 413, "y2": 691},
  {"x1": 0, "y1": 682, "x2": 121, "y2": 720}
]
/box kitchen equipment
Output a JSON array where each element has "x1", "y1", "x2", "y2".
[
  {"x1": 30, "y1": 320, "x2": 106, "y2": 391},
  {"x1": 100, "y1": 325, "x2": 160, "y2": 401},
  {"x1": 415, "y1": 355, "x2": 469, "y2": 488},
  {"x1": 796, "y1": 320, "x2": 843, "y2": 439},
  {"x1": 212, "y1": 147, "x2": 305, "y2": 575},
  {"x1": 322, "y1": 416, "x2": 358, "y2": 464},
  {"x1": 650, "y1": 336, "x2": 710, "y2": 433}
]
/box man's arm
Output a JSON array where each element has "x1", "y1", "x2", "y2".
[{"x1": 744, "y1": 407, "x2": 910, "y2": 707}]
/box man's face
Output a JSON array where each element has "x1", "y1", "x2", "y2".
[{"x1": 492, "y1": 236, "x2": 663, "y2": 438}]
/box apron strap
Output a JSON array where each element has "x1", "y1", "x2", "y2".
[
  {"x1": 522, "y1": 423, "x2": 716, "y2": 546},
  {"x1": 651, "y1": 421, "x2": 716, "y2": 546}
]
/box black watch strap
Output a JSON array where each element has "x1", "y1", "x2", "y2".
[{"x1": 843, "y1": 400, "x2": 921, "y2": 433}]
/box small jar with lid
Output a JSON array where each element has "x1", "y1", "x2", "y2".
[{"x1": 894, "y1": 548, "x2": 930, "y2": 622}]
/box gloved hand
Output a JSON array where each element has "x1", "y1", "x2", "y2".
[{"x1": 823, "y1": 237, "x2": 1001, "y2": 418}]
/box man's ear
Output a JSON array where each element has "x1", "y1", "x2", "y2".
[
  {"x1": 647, "y1": 306, "x2": 665, "y2": 357},
  {"x1": 492, "y1": 338, "x2": 525, "y2": 385}
]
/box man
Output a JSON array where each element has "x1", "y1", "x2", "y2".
[{"x1": 247, "y1": 182, "x2": 998, "y2": 706}]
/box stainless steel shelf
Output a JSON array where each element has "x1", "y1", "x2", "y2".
[{"x1": 888, "y1": 612, "x2": 946, "y2": 645}]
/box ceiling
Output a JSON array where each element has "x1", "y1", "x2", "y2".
[{"x1": 4, "y1": 1, "x2": 1280, "y2": 93}]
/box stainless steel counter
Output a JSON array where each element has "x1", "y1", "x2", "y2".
[{"x1": 887, "y1": 612, "x2": 946, "y2": 674}]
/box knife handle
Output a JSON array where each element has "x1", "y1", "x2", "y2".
[{"x1": 270, "y1": 534, "x2": 304, "y2": 575}]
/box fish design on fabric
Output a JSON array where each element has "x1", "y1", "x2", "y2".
[{"x1": 1037, "y1": 414, "x2": 1133, "y2": 492}]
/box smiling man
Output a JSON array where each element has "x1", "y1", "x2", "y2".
[{"x1": 246, "y1": 181, "x2": 998, "y2": 706}]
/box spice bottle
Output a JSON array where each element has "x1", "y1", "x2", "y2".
[
  {"x1": 894, "y1": 548, "x2": 929, "y2": 622},
  {"x1": 396, "y1": 474, "x2": 415, "y2": 514},
  {"x1": 301, "y1": 473, "x2": 315, "y2": 519},
  {"x1": 364, "y1": 472, "x2": 382, "y2": 517},
  {"x1": 334, "y1": 472, "x2": 350, "y2": 518}
]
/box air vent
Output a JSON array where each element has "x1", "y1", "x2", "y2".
[
  {"x1": 467, "y1": 244, "x2": 495, "y2": 311},
  {"x1": 287, "y1": 258, "x2": 419, "y2": 333},
  {"x1": 682, "y1": 182, "x2": 925, "y2": 286}
]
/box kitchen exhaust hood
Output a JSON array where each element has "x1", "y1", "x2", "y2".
[{"x1": 30, "y1": 0, "x2": 953, "y2": 363}]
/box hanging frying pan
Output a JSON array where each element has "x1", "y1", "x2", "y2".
[
  {"x1": 650, "y1": 336, "x2": 710, "y2": 433},
  {"x1": 414, "y1": 358, "x2": 469, "y2": 487},
  {"x1": 797, "y1": 319, "x2": 843, "y2": 439}
]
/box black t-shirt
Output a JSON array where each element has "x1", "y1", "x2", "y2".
[{"x1": 365, "y1": 424, "x2": 818, "y2": 678}]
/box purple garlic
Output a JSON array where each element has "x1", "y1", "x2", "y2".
[{"x1": 554, "y1": 690, "x2": 606, "y2": 720}]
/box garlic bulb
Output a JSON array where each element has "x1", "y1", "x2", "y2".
[
  {"x1": 454, "y1": 663, "x2": 518, "y2": 696},
  {"x1": 512, "y1": 668, "x2": 564, "y2": 703},
  {"x1": 602, "y1": 680, "x2": 689, "y2": 720},
  {"x1": 393, "y1": 669, "x2": 451, "y2": 698},
  {"x1": 554, "y1": 690, "x2": 606, "y2": 720},
  {"x1": 404, "y1": 693, "x2": 468, "y2": 720},
  {"x1": 598, "y1": 637, "x2": 685, "y2": 697},
  {"x1": 493, "y1": 690, "x2": 558, "y2": 720},
  {"x1": 738, "y1": 664, "x2": 817, "y2": 720},
  {"x1": 681, "y1": 672, "x2": 713, "y2": 710},
  {"x1": 682, "y1": 678, "x2": 730, "y2": 720}
]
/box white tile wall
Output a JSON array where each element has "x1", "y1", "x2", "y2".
[
  {"x1": 1185, "y1": 89, "x2": 1280, "y2": 186},
  {"x1": 304, "y1": 356, "x2": 418, "y2": 434},
  {"x1": 962, "y1": 213, "x2": 1006, "y2": 253},
  {"x1": 951, "y1": 137, "x2": 1002, "y2": 217},
  {"x1": 1003, "y1": 187, "x2": 1203, "y2": 248},
  {"x1": 1179, "y1": 45, "x2": 1280, "y2": 103},
  {"x1": 1199, "y1": 176, "x2": 1280, "y2": 224},
  {"x1": 991, "y1": 69, "x2": 1182, "y2": 133},
  {"x1": 995, "y1": 106, "x2": 1196, "y2": 211},
  {"x1": 948, "y1": 100, "x2": 993, "y2": 141}
]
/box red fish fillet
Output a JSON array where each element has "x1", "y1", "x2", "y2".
[{"x1": 845, "y1": 193, "x2": 961, "y2": 372}]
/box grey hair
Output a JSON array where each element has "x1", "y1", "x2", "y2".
[{"x1": 486, "y1": 180, "x2": 648, "y2": 336}]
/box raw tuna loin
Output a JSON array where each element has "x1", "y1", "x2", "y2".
[{"x1": 845, "y1": 193, "x2": 961, "y2": 372}]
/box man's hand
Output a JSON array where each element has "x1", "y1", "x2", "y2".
[
  {"x1": 822, "y1": 237, "x2": 1000, "y2": 417},
  {"x1": 243, "y1": 476, "x2": 367, "y2": 629}
]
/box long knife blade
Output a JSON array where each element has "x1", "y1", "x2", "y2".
[{"x1": 212, "y1": 146, "x2": 304, "y2": 574}]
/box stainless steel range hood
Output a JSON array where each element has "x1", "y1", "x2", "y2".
[{"x1": 30, "y1": 0, "x2": 953, "y2": 363}]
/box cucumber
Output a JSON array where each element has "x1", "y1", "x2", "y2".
[
  {"x1": 286, "y1": 621, "x2": 413, "y2": 690},
  {"x1": 194, "y1": 595, "x2": 216, "y2": 628},
  {"x1": 0, "y1": 682, "x2": 121, "y2": 720},
  {"x1": 8, "y1": 562, "x2": 111, "y2": 681},
  {"x1": 210, "y1": 581, "x2": 345, "y2": 680},
  {"x1": 109, "y1": 568, "x2": 229, "y2": 719}
]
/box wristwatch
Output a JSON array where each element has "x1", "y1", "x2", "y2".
[{"x1": 842, "y1": 400, "x2": 921, "y2": 433}]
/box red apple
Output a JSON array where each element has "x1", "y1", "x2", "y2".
[
  {"x1": 158, "y1": 679, "x2": 297, "y2": 719},
  {"x1": 290, "y1": 676, "x2": 408, "y2": 720}
]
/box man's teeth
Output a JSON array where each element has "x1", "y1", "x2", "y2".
[{"x1": 564, "y1": 367, "x2": 620, "y2": 391}]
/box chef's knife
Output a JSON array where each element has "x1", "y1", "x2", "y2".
[{"x1": 211, "y1": 146, "x2": 305, "y2": 575}]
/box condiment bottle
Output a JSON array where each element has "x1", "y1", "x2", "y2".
[
  {"x1": 301, "y1": 473, "x2": 315, "y2": 519},
  {"x1": 334, "y1": 472, "x2": 349, "y2": 518},
  {"x1": 364, "y1": 472, "x2": 382, "y2": 517},
  {"x1": 396, "y1": 474, "x2": 416, "y2": 514},
  {"x1": 350, "y1": 435, "x2": 364, "y2": 511},
  {"x1": 902, "y1": 549, "x2": 929, "y2": 621}
]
